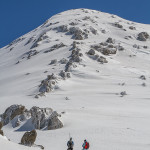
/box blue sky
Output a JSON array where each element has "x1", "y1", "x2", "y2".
[{"x1": 0, "y1": 0, "x2": 149, "y2": 48}]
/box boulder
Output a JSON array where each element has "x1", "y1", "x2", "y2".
[
  {"x1": 47, "y1": 111, "x2": 63, "y2": 130},
  {"x1": 1, "y1": 105, "x2": 26, "y2": 126},
  {"x1": 87, "y1": 49, "x2": 95, "y2": 55},
  {"x1": 65, "y1": 61, "x2": 73, "y2": 72},
  {"x1": 120, "y1": 91, "x2": 127, "y2": 97},
  {"x1": 30, "y1": 106, "x2": 63, "y2": 130},
  {"x1": 97, "y1": 56, "x2": 108, "y2": 64},
  {"x1": 59, "y1": 70, "x2": 71, "y2": 79},
  {"x1": 47, "y1": 73, "x2": 57, "y2": 80},
  {"x1": 60, "y1": 58, "x2": 68, "y2": 64},
  {"x1": 21, "y1": 130, "x2": 37, "y2": 146},
  {"x1": 137, "y1": 32, "x2": 149, "y2": 41},
  {"x1": 50, "y1": 59, "x2": 57, "y2": 65},
  {"x1": 56, "y1": 25, "x2": 68, "y2": 32},
  {"x1": 90, "y1": 27, "x2": 97, "y2": 35},
  {"x1": 143, "y1": 46, "x2": 148, "y2": 49},
  {"x1": 91, "y1": 44, "x2": 102, "y2": 51},
  {"x1": 118, "y1": 45, "x2": 124, "y2": 51},
  {"x1": 106, "y1": 38, "x2": 115, "y2": 44},
  {"x1": 100, "y1": 48, "x2": 117, "y2": 55},
  {"x1": 114, "y1": 22, "x2": 123, "y2": 28},
  {"x1": 129, "y1": 26, "x2": 136, "y2": 30},
  {"x1": 140, "y1": 75, "x2": 146, "y2": 80}
]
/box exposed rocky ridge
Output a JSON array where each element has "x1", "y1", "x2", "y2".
[{"x1": 0, "y1": 105, "x2": 63, "y2": 130}]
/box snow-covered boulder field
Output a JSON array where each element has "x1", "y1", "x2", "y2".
[{"x1": 0, "y1": 8, "x2": 150, "y2": 150}]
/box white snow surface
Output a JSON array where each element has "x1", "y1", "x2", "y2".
[
  {"x1": 0, "y1": 135, "x2": 39, "y2": 150},
  {"x1": 0, "y1": 8, "x2": 150, "y2": 150}
]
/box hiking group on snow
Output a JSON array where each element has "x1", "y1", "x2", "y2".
[{"x1": 67, "y1": 137, "x2": 90, "y2": 150}]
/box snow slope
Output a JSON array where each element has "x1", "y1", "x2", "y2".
[
  {"x1": 0, "y1": 135, "x2": 39, "y2": 150},
  {"x1": 0, "y1": 8, "x2": 150, "y2": 150}
]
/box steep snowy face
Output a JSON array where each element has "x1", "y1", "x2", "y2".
[{"x1": 1, "y1": 8, "x2": 149, "y2": 98}]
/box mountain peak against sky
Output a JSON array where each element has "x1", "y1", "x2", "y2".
[
  {"x1": 0, "y1": 8, "x2": 150, "y2": 98},
  {"x1": 0, "y1": 9, "x2": 150, "y2": 150}
]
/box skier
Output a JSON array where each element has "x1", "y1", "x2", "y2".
[
  {"x1": 82, "y1": 139, "x2": 90, "y2": 150},
  {"x1": 67, "y1": 137, "x2": 74, "y2": 150}
]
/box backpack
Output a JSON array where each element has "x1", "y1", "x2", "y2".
[
  {"x1": 85, "y1": 142, "x2": 90, "y2": 149},
  {"x1": 67, "y1": 141, "x2": 73, "y2": 148}
]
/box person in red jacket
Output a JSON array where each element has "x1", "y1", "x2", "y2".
[{"x1": 82, "y1": 139, "x2": 90, "y2": 150}]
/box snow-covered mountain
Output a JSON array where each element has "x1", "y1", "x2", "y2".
[{"x1": 0, "y1": 8, "x2": 150, "y2": 150}]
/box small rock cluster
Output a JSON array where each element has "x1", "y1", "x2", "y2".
[
  {"x1": 0, "y1": 105, "x2": 63, "y2": 130},
  {"x1": 87, "y1": 48, "x2": 108, "y2": 64},
  {"x1": 25, "y1": 50, "x2": 39, "y2": 60},
  {"x1": 16, "y1": 50, "x2": 39, "y2": 64},
  {"x1": 59, "y1": 70, "x2": 71, "y2": 79},
  {"x1": 54, "y1": 23, "x2": 98, "y2": 40},
  {"x1": 113, "y1": 22, "x2": 123, "y2": 29},
  {"x1": 50, "y1": 59, "x2": 57, "y2": 65},
  {"x1": 44, "y1": 43, "x2": 66, "y2": 53},
  {"x1": 30, "y1": 33, "x2": 46, "y2": 49},
  {"x1": 91, "y1": 38, "x2": 117, "y2": 55},
  {"x1": 139, "y1": 75, "x2": 146, "y2": 80},
  {"x1": 129, "y1": 26, "x2": 136, "y2": 30},
  {"x1": 137, "y1": 32, "x2": 149, "y2": 41},
  {"x1": 82, "y1": 16, "x2": 96, "y2": 23},
  {"x1": 120, "y1": 91, "x2": 127, "y2": 97},
  {"x1": 87, "y1": 38, "x2": 118, "y2": 63},
  {"x1": 65, "y1": 41, "x2": 83, "y2": 71},
  {"x1": 6, "y1": 37, "x2": 25, "y2": 49},
  {"x1": 37, "y1": 73, "x2": 58, "y2": 96},
  {"x1": 86, "y1": 37, "x2": 125, "y2": 63},
  {"x1": 24, "y1": 37, "x2": 34, "y2": 46},
  {"x1": 59, "y1": 58, "x2": 68, "y2": 64},
  {"x1": 69, "y1": 27, "x2": 89, "y2": 40}
]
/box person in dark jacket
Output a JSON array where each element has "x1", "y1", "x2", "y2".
[{"x1": 67, "y1": 137, "x2": 74, "y2": 150}]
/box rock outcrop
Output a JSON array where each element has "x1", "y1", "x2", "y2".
[
  {"x1": 0, "y1": 105, "x2": 63, "y2": 131},
  {"x1": 0, "y1": 105, "x2": 27, "y2": 126},
  {"x1": 30, "y1": 106, "x2": 63, "y2": 130}
]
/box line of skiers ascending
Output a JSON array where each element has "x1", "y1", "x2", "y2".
[{"x1": 67, "y1": 137, "x2": 90, "y2": 150}]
